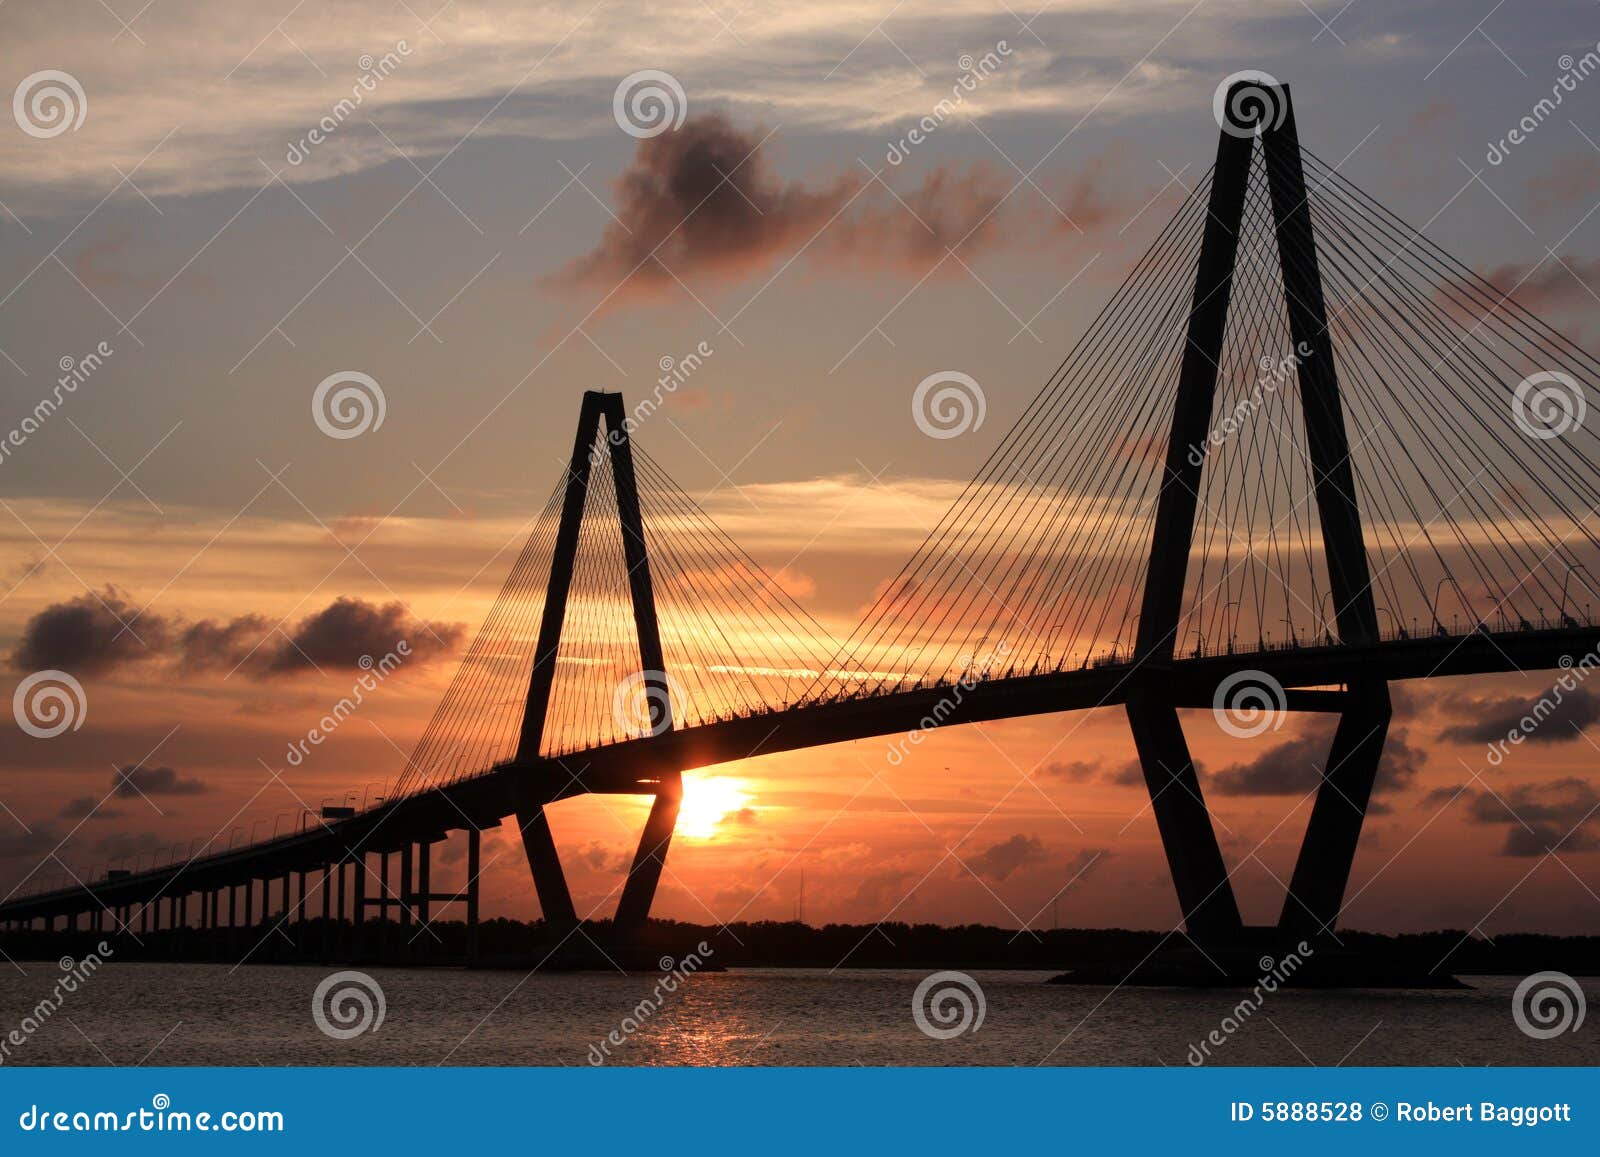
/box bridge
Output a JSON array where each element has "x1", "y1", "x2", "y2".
[{"x1": 5, "y1": 82, "x2": 1600, "y2": 964}]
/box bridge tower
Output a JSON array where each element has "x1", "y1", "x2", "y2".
[
  {"x1": 514, "y1": 390, "x2": 682, "y2": 943},
  {"x1": 1129, "y1": 81, "x2": 1391, "y2": 945}
]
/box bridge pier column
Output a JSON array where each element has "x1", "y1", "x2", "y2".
[
  {"x1": 466, "y1": 827, "x2": 481, "y2": 966},
  {"x1": 417, "y1": 841, "x2": 430, "y2": 926},
  {"x1": 1125, "y1": 691, "x2": 1243, "y2": 942},
  {"x1": 614, "y1": 774, "x2": 683, "y2": 940},
  {"x1": 377, "y1": 852, "x2": 390, "y2": 963},
  {"x1": 353, "y1": 854, "x2": 367, "y2": 960},
  {"x1": 400, "y1": 844, "x2": 414, "y2": 935},
  {"x1": 1280, "y1": 682, "x2": 1391, "y2": 936},
  {"x1": 320, "y1": 864, "x2": 332, "y2": 963},
  {"x1": 517, "y1": 806, "x2": 577, "y2": 933}
]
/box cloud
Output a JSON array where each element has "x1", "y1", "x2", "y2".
[
  {"x1": 1475, "y1": 256, "x2": 1600, "y2": 316},
  {"x1": 1438, "y1": 687, "x2": 1600, "y2": 746},
  {"x1": 10, "y1": 588, "x2": 169, "y2": 675},
  {"x1": 1041, "y1": 759, "x2": 1100, "y2": 781},
  {"x1": 112, "y1": 764, "x2": 207, "y2": 798},
  {"x1": 551, "y1": 114, "x2": 1101, "y2": 302},
  {"x1": 178, "y1": 615, "x2": 273, "y2": 673},
  {"x1": 59, "y1": 797, "x2": 126, "y2": 820},
  {"x1": 965, "y1": 832, "x2": 1047, "y2": 881},
  {"x1": 551, "y1": 115, "x2": 859, "y2": 298},
  {"x1": 1209, "y1": 728, "x2": 1425, "y2": 796},
  {"x1": 268, "y1": 597, "x2": 462, "y2": 672},
  {"x1": 1419, "y1": 784, "x2": 1470, "y2": 809},
  {"x1": 0, "y1": 1, "x2": 1204, "y2": 213},
  {"x1": 1526, "y1": 153, "x2": 1600, "y2": 214},
  {"x1": 1463, "y1": 777, "x2": 1600, "y2": 857},
  {"x1": 10, "y1": 593, "x2": 460, "y2": 678}
]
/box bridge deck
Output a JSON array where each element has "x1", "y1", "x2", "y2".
[{"x1": 4, "y1": 623, "x2": 1595, "y2": 923}]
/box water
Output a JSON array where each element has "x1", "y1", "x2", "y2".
[{"x1": 0, "y1": 964, "x2": 1592, "y2": 1066}]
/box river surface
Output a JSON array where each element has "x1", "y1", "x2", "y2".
[{"x1": 0, "y1": 965, "x2": 1593, "y2": 1066}]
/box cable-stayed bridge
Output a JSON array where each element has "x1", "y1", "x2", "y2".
[{"x1": 5, "y1": 83, "x2": 1600, "y2": 962}]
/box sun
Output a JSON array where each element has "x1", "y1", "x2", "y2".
[{"x1": 677, "y1": 775, "x2": 753, "y2": 839}]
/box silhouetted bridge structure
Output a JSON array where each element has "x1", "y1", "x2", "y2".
[{"x1": 6, "y1": 84, "x2": 1600, "y2": 963}]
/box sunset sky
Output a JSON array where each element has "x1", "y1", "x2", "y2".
[{"x1": 3, "y1": 0, "x2": 1600, "y2": 938}]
